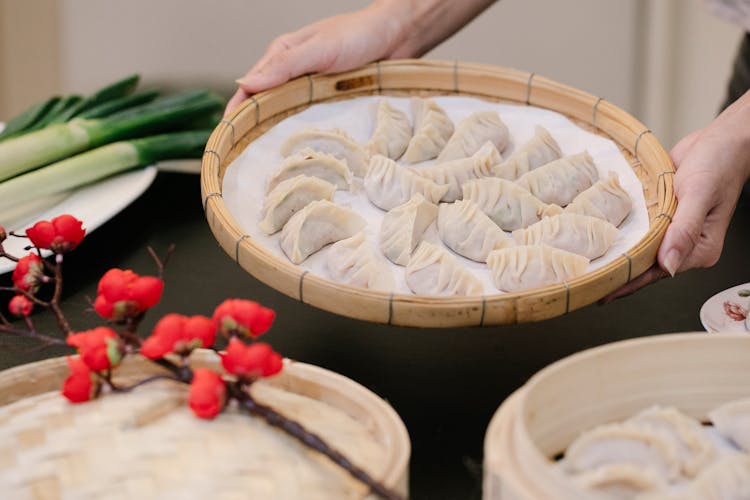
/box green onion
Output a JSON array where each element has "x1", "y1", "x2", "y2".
[
  {"x1": 25, "y1": 95, "x2": 83, "y2": 132},
  {"x1": 0, "y1": 96, "x2": 61, "y2": 141},
  {"x1": 0, "y1": 130, "x2": 211, "y2": 215},
  {"x1": 47, "y1": 74, "x2": 140, "y2": 124},
  {"x1": 78, "y1": 90, "x2": 160, "y2": 119}
]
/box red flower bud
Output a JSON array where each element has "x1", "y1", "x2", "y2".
[
  {"x1": 93, "y1": 268, "x2": 164, "y2": 322},
  {"x1": 8, "y1": 295, "x2": 33, "y2": 317},
  {"x1": 221, "y1": 338, "x2": 283, "y2": 379},
  {"x1": 0, "y1": 225, "x2": 6, "y2": 243},
  {"x1": 62, "y1": 356, "x2": 98, "y2": 403},
  {"x1": 140, "y1": 313, "x2": 215, "y2": 360},
  {"x1": 66, "y1": 327, "x2": 123, "y2": 372},
  {"x1": 26, "y1": 214, "x2": 85, "y2": 253},
  {"x1": 188, "y1": 368, "x2": 226, "y2": 419},
  {"x1": 212, "y1": 299, "x2": 275, "y2": 339},
  {"x1": 11, "y1": 253, "x2": 44, "y2": 293}
]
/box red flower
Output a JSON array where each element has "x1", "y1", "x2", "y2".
[
  {"x1": 8, "y1": 295, "x2": 33, "y2": 317},
  {"x1": 0, "y1": 225, "x2": 6, "y2": 243},
  {"x1": 188, "y1": 368, "x2": 226, "y2": 419},
  {"x1": 66, "y1": 327, "x2": 123, "y2": 372},
  {"x1": 26, "y1": 214, "x2": 85, "y2": 253},
  {"x1": 212, "y1": 299, "x2": 275, "y2": 339},
  {"x1": 221, "y1": 338, "x2": 283, "y2": 379},
  {"x1": 723, "y1": 301, "x2": 747, "y2": 322},
  {"x1": 62, "y1": 356, "x2": 98, "y2": 403},
  {"x1": 93, "y1": 268, "x2": 164, "y2": 321},
  {"x1": 11, "y1": 253, "x2": 44, "y2": 293},
  {"x1": 140, "y1": 313, "x2": 215, "y2": 359}
]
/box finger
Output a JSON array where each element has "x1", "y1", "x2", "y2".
[
  {"x1": 657, "y1": 184, "x2": 713, "y2": 276},
  {"x1": 670, "y1": 129, "x2": 702, "y2": 166},
  {"x1": 599, "y1": 264, "x2": 669, "y2": 304},
  {"x1": 223, "y1": 88, "x2": 249, "y2": 118}
]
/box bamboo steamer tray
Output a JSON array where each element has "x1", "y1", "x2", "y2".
[
  {"x1": 483, "y1": 333, "x2": 750, "y2": 499},
  {"x1": 0, "y1": 351, "x2": 410, "y2": 499},
  {"x1": 202, "y1": 59, "x2": 676, "y2": 327}
]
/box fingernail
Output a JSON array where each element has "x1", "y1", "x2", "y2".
[
  {"x1": 663, "y1": 249, "x2": 681, "y2": 277},
  {"x1": 235, "y1": 78, "x2": 251, "y2": 86}
]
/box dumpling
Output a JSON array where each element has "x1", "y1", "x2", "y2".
[
  {"x1": 628, "y1": 406, "x2": 716, "y2": 479},
  {"x1": 405, "y1": 241, "x2": 483, "y2": 296},
  {"x1": 437, "y1": 199, "x2": 513, "y2": 262},
  {"x1": 512, "y1": 213, "x2": 619, "y2": 260},
  {"x1": 516, "y1": 151, "x2": 599, "y2": 206},
  {"x1": 266, "y1": 148, "x2": 352, "y2": 193},
  {"x1": 280, "y1": 200, "x2": 366, "y2": 264},
  {"x1": 280, "y1": 128, "x2": 368, "y2": 177},
  {"x1": 364, "y1": 154, "x2": 448, "y2": 210},
  {"x1": 564, "y1": 422, "x2": 681, "y2": 481},
  {"x1": 326, "y1": 232, "x2": 394, "y2": 292},
  {"x1": 708, "y1": 397, "x2": 750, "y2": 453},
  {"x1": 493, "y1": 125, "x2": 562, "y2": 180},
  {"x1": 462, "y1": 177, "x2": 562, "y2": 231},
  {"x1": 486, "y1": 245, "x2": 589, "y2": 292},
  {"x1": 680, "y1": 454, "x2": 750, "y2": 500},
  {"x1": 259, "y1": 175, "x2": 337, "y2": 234},
  {"x1": 365, "y1": 99, "x2": 412, "y2": 159},
  {"x1": 410, "y1": 141, "x2": 501, "y2": 202},
  {"x1": 379, "y1": 193, "x2": 438, "y2": 266},
  {"x1": 401, "y1": 98, "x2": 454, "y2": 163},
  {"x1": 566, "y1": 172, "x2": 633, "y2": 227},
  {"x1": 573, "y1": 464, "x2": 667, "y2": 499},
  {"x1": 437, "y1": 110, "x2": 510, "y2": 161}
]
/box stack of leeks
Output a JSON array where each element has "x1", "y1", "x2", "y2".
[{"x1": 0, "y1": 74, "x2": 223, "y2": 218}]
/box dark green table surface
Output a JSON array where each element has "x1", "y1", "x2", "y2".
[{"x1": 2, "y1": 172, "x2": 749, "y2": 500}]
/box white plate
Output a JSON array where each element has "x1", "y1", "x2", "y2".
[
  {"x1": 699, "y1": 282, "x2": 750, "y2": 333},
  {"x1": 0, "y1": 121, "x2": 159, "y2": 274}
]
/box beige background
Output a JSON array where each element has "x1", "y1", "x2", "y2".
[{"x1": 0, "y1": 0, "x2": 742, "y2": 148}]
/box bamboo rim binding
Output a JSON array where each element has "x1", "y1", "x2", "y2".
[{"x1": 201, "y1": 59, "x2": 676, "y2": 328}]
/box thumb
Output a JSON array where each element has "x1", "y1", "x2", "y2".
[
  {"x1": 657, "y1": 187, "x2": 711, "y2": 276},
  {"x1": 236, "y1": 41, "x2": 333, "y2": 94}
]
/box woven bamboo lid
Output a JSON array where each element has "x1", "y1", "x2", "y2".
[{"x1": 202, "y1": 59, "x2": 675, "y2": 327}]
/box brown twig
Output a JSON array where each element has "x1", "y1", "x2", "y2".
[
  {"x1": 0, "y1": 323, "x2": 68, "y2": 346},
  {"x1": 147, "y1": 244, "x2": 175, "y2": 280},
  {"x1": 113, "y1": 373, "x2": 183, "y2": 392},
  {"x1": 49, "y1": 255, "x2": 72, "y2": 335}
]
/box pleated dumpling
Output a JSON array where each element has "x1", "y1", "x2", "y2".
[
  {"x1": 326, "y1": 232, "x2": 394, "y2": 292},
  {"x1": 379, "y1": 194, "x2": 438, "y2": 266},
  {"x1": 365, "y1": 100, "x2": 412, "y2": 159},
  {"x1": 364, "y1": 154, "x2": 448, "y2": 210},
  {"x1": 516, "y1": 151, "x2": 599, "y2": 206},
  {"x1": 512, "y1": 213, "x2": 618, "y2": 260},
  {"x1": 410, "y1": 141, "x2": 501, "y2": 202},
  {"x1": 280, "y1": 200, "x2": 366, "y2": 264},
  {"x1": 565, "y1": 172, "x2": 633, "y2": 227},
  {"x1": 572, "y1": 464, "x2": 667, "y2": 499},
  {"x1": 462, "y1": 177, "x2": 562, "y2": 231},
  {"x1": 486, "y1": 245, "x2": 589, "y2": 292},
  {"x1": 708, "y1": 398, "x2": 750, "y2": 453},
  {"x1": 281, "y1": 128, "x2": 368, "y2": 176},
  {"x1": 405, "y1": 241, "x2": 483, "y2": 296},
  {"x1": 266, "y1": 148, "x2": 352, "y2": 193},
  {"x1": 401, "y1": 98, "x2": 454, "y2": 163},
  {"x1": 681, "y1": 454, "x2": 750, "y2": 500},
  {"x1": 493, "y1": 125, "x2": 562, "y2": 180},
  {"x1": 437, "y1": 110, "x2": 510, "y2": 162},
  {"x1": 437, "y1": 200, "x2": 513, "y2": 263},
  {"x1": 259, "y1": 175, "x2": 337, "y2": 235}
]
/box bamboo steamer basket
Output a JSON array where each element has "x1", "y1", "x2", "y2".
[
  {"x1": 483, "y1": 333, "x2": 750, "y2": 499},
  {"x1": 202, "y1": 59, "x2": 676, "y2": 327},
  {"x1": 0, "y1": 351, "x2": 410, "y2": 499}
]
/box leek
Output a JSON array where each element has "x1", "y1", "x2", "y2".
[
  {"x1": 78, "y1": 90, "x2": 160, "y2": 120},
  {"x1": 47, "y1": 74, "x2": 140, "y2": 124},
  {"x1": 0, "y1": 130, "x2": 211, "y2": 216},
  {"x1": 0, "y1": 96, "x2": 60, "y2": 141}
]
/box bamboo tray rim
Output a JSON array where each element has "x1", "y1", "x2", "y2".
[{"x1": 202, "y1": 59, "x2": 676, "y2": 327}]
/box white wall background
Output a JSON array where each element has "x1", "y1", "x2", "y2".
[{"x1": 0, "y1": 0, "x2": 743, "y2": 149}]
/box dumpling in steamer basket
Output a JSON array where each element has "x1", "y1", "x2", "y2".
[
  {"x1": 364, "y1": 154, "x2": 448, "y2": 211},
  {"x1": 493, "y1": 125, "x2": 561, "y2": 180},
  {"x1": 708, "y1": 397, "x2": 750, "y2": 453},
  {"x1": 462, "y1": 177, "x2": 562, "y2": 231},
  {"x1": 365, "y1": 99, "x2": 412, "y2": 159},
  {"x1": 266, "y1": 148, "x2": 352, "y2": 193},
  {"x1": 280, "y1": 200, "x2": 366, "y2": 264},
  {"x1": 437, "y1": 199, "x2": 513, "y2": 263},
  {"x1": 401, "y1": 98, "x2": 454, "y2": 164},
  {"x1": 572, "y1": 463, "x2": 668, "y2": 499},
  {"x1": 565, "y1": 172, "x2": 633, "y2": 227},
  {"x1": 486, "y1": 245, "x2": 589, "y2": 292},
  {"x1": 436, "y1": 110, "x2": 510, "y2": 162},
  {"x1": 512, "y1": 213, "x2": 618, "y2": 260},
  {"x1": 379, "y1": 194, "x2": 438, "y2": 266},
  {"x1": 259, "y1": 175, "x2": 337, "y2": 235},
  {"x1": 326, "y1": 232, "x2": 394, "y2": 292},
  {"x1": 410, "y1": 141, "x2": 501, "y2": 202},
  {"x1": 405, "y1": 241, "x2": 483, "y2": 296},
  {"x1": 516, "y1": 151, "x2": 599, "y2": 206},
  {"x1": 280, "y1": 128, "x2": 368, "y2": 177},
  {"x1": 679, "y1": 454, "x2": 750, "y2": 500}
]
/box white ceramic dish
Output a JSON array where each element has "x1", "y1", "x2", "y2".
[{"x1": 699, "y1": 282, "x2": 750, "y2": 333}]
